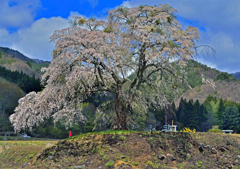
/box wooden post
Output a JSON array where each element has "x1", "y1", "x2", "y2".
[{"x1": 172, "y1": 120, "x2": 173, "y2": 126}]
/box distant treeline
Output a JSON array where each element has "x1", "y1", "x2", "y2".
[{"x1": 0, "y1": 66, "x2": 43, "y2": 93}]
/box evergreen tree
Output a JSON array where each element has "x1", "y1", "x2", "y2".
[
  {"x1": 217, "y1": 98, "x2": 225, "y2": 122},
  {"x1": 186, "y1": 99, "x2": 194, "y2": 128},
  {"x1": 171, "y1": 101, "x2": 177, "y2": 122},
  {"x1": 178, "y1": 98, "x2": 186, "y2": 127},
  {"x1": 194, "y1": 99, "x2": 201, "y2": 125},
  {"x1": 220, "y1": 105, "x2": 240, "y2": 131}
]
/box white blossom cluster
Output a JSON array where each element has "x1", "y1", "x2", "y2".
[{"x1": 10, "y1": 4, "x2": 214, "y2": 132}]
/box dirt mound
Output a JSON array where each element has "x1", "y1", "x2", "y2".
[{"x1": 31, "y1": 132, "x2": 240, "y2": 168}]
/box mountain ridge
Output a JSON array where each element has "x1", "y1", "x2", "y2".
[
  {"x1": 231, "y1": 72, "x2": 240, "y2": 80},
  {"x1": 0, "y1": 46, "x2": 50, "y2": 64}
]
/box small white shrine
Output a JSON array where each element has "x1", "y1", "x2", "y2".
[{"x1": 162, "y1": 116, "x2": 177, "y2": 132}]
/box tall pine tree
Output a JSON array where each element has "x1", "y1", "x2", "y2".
[
  {"x1": 217, "y1": 98, "x2": 225, "y2": 123},
  {"x1": 220, "y1": 105, "x2": 239, "y2": 130},
  {"x1": 178, "y1": 98, "x2": 186, "y2": 127}
]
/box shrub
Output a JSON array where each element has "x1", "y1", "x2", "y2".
[
  {"x1": 99, "y1": 150, "x2": 104, "y2": 156},
  {"x1": 196, "y1": 87, "x2": 201, "y2": 92},
  {"x1": 103, "y1": 155, "x2": 109, "y2": 161},
  {"x1": 105, "y1": 161, "x2": 114, "y2": 167},
  {"x1": 132, "y1": 162, "x2": 138, "y2": 166},
  {"x1": 119, "y1": 135, "x2": 125, "y2": 141},
  {"x1": 180, "y1": 127, "x2": 196, "y2": 133},
  {"x1": 208, "y1": 129, "x2": 223, "y2": 133}
]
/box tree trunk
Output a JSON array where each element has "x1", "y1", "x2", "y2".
[{"x1": 114, "y1": 92, "x2": 128, "y2": 130}]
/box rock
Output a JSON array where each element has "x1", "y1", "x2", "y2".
[
  {"x1": 177, "y1": 145, "x2": 182, "y2": 153},
  {"x1": 22, "y1": 162, "x2": 28, "y2": 168},
  {"x1": 234, "y1": 159, "x2": 238, "y2": 165},
  {"x1": 158, "y1": 154, "x2": 168, "y2": 164},
  {"x1": 48, "y1": 155, "x2": 53, "y2": 160},
  {"x1": 198, "y1": 143, "x2": 204, "y2": 152},
  {"x1": 211, "y1": 148, "x2": 217, "y2": 154},
  {"x1": 219, "y1": 147, "x2": 227, "y2": 152},
  {"x1": 167, "y1": 153, "x2": 176, "y2": 161},
  {"x1": 205, "y1": 145, "x2": 210, "y2": 148},
  {"x1": 74, "y1": 165, "x2": 86, "y2": 169}
]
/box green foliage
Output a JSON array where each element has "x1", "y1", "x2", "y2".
[
  {"x1": 26, "y1": 61, "x2": 32, "y2": 68},
  {"x1": 103, "y1": 155, "x2": 109, "y2": 161},
  {"x1": 0, "y1": 57, "x2": 17, "y2": 65},
  {"x1": 197, "y1": 161, "x2": 204, "y2": 168},
  {"x1": 214, "y1": 72, "x2": 236, "y2": 82},
  {"x1": 211, "y1": 100, "x2": 220, "y2": 119},
  {"x1": 0, "y1": 82, "x2": 24, "y2": 118},
  {"x1": 30, "y1": 62, "x2": 49, "y2": 74},
  {"x1": 176, "y1": 98, "x2": 208, "y2": 130},
  {"x1": 99, "y1": 150, "x2": 104, "y2": 156},
  {"x1": 119, "y1": 135, "x2": 126, "y2": 141},
  {"x1": 208, "y1": 129, "x2": 223, "y2": 133},
  {"x1": 0, "y1": 59, "x2": 4, "y2": 65},
  {"x1": 6, "y1": 58, "x2": 16, "y2": 65},
  {"x1": 105, "y1": 161, "x2": 114, "y2": 167},
  {"x1": 196, "y1": 87, "x2": 201, "y2": 92},
  {"x1": 132, "y1": 162, "x2": 138, "y2": 166},
  {"x1": 0, "y1": 66, "x2": 43, "y2": 93},
  {"x1": 103, "y1": 26, "x2": 113, "y2": 33},
  {"x1": 186, "y1": 69, "x2": 203, "y2": 88},
  {"x1": 220, "y1": 105, "x2": 240, "y2": 131}
]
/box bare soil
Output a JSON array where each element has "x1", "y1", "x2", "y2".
[{"x1": 24, "y1": 131, "x2": 240, "y2": 169}]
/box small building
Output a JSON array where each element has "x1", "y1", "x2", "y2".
[{"x1": 162, "y1": 123, "x2": 177, "y2": 132}]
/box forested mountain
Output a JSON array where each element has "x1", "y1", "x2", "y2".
[
  {"x1": 173, "y1": 60, "x2": 240, "y2": 108},
  {"x1": 0, "y1": 47, "x2": 50, "y2": 64},
  {"x1": 0, "y1": 47, "x2": 49, "y2": 132},
  {"x1": 0, "y1": 47, "x2": 50, "y2": 78}
]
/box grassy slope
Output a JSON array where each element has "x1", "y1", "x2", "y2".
[{"x1": 1, "y1": 131, "x2": 240, "y2": 169}]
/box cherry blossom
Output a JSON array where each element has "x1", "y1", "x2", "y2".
[{"x1": 10, "y1": 4, "x2": 215, "y2": 132}]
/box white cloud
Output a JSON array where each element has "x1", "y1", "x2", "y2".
[
  {"x1": 121, "y1": 1, "x2": 132, "y2": 8},
  {"x1": 9, "y1": 16, "x2": 69, "y2": 61},
  {"x1": 87, "y1": 0, "x2": 98, "y2": 9},
  {"x1": 0, "y1": 0, "x2": 41, "y2": 29},
  {"x1": 0, "y1": 11, "x2": 106, "y2": 62}
]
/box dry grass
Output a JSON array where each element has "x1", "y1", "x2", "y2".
[{"x1": 0, "y1": 139, "x2": 58, "y2": 168}]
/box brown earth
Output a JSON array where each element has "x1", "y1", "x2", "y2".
[
  {"x1": 174, "y1": 80, "x2": 240, "y2": 108},
  {"x1": 16, "y1": 131, "x2": 240, "y2": 169}
]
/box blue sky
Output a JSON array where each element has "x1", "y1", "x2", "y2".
[{"x1": 0, "y1": 0, "x2": 240, "y2": 73}]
